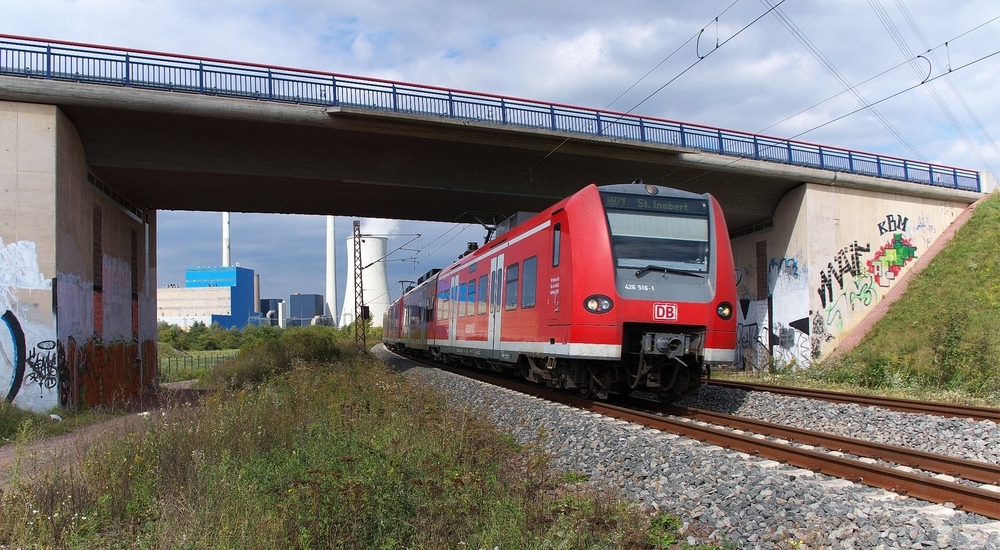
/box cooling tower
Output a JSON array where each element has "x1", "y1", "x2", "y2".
[{"x1": 339, "y1": 235, "x2": 390, "y2": 328}]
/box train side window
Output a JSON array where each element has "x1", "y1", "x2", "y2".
[
  {"x1": 552, "y1": 223, "x2": 561, "y2": 267},
  {"x1": 521, "y1": 256, "x2": 537, "y2": 308},
  {"x1": 459, "y1": 283, "x2": 467, "y2": 317},
  {"x1": 478, "y1": 274, "x2": 488, "y2": 315},
  {"x1": 439, "y1": 290, "x2": 449, "y2": 320},
  {"x1": 467, "y1": 280, "x2": 476, "y2": 317},
  {"x1": 505, "y1": 263, "x2": 519, "y2": 311}
]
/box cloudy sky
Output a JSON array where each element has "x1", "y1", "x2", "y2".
[{"x1": 3, "y1": 0, "x2": 999, "y2": 313}]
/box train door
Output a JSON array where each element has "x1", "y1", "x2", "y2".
[
  {"x1": 548, "y1": 219, "x2": 570, "y2": 326},
  {"x1": 488, "y1": 254, "x2": 505, "y2": 356},
  {"x1": 448, "y1": 275, "x2": 459, "y2": 347}
]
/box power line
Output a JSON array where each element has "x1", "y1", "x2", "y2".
[
  {"x1": 867, "y1": 0, "x2": 995, "y2": 174},
  {"x1": 760, "y1": 0, "x2": 925, "y2": 160},
  {"x1": 756, "y1": 15, "x2": 999, "y2": 136},
  {"x1": 510, "y1": 0, "x2": 790, "y2": 187},
  {"x1": 892, "y1": 0, "x2": 1000, "y2": 172},
  {"x1": 789, "y1": 46, "x2": 1000, "y2": 140}
]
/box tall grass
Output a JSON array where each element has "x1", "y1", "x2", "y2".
[
  {"x1": 824, "y1": 194, "x2": 1000, "y2": 401},
  {"x1": 0, "y1": 342, "x2": 661, "y2": 548}
]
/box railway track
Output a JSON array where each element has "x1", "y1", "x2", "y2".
[
  {"x1": 710, "y1": 379, "x2": 1000, "y2": 423},
  {"x1": 389, "y1": 352, "x2": 1000, "y2": 520}
]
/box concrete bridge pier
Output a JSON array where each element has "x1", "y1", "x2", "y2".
[
  {"x1": 730, "y1": 182, "x2": 974, "y2": 370},
  {"x1": 1, "y1": 100, "x2": 157, "y2": 411}
]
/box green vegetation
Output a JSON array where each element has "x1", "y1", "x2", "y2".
[
  {"x1": 3, "y1": 331, "x2": 738, "y2": 549},
  {"x1": 0, "y1": 400, "x2": 112, "y2": 445},
  {"x1": 727, "y1": 193, "x2": 1000, "y2": 406}
]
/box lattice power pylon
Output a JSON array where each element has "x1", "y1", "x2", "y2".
[{"x1": 352, "y1": 220, "x2": 367, "y2": 352}]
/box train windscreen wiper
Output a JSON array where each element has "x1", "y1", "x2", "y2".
[{"x1": 633, "y1": 265, "x2": 704, "y2": 278}]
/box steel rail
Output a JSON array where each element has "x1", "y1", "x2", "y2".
[
  {"x1": 710, "y1": 380, "x2": 1000, "y2": 423},
  {"x1": 661, "y1": 404, "x2": 1000, "y2": 485},
  {"x1": 412, "y1": 360, "x2": 1000, "y2": 519}
]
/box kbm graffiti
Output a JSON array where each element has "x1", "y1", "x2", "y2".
[
  {"x1": 877, "y1": 214, "x2": 908, "y2": 236},
  {"x1": 817, "y1": 241, "x2": 871, "y2": 308},
  {"x1": 867, "y1": 233, "x2": 917, "y2": 287}
]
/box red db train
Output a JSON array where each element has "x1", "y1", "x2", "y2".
[{"x1": 384, "y1": 181, "x2": 737, "y2": 401}]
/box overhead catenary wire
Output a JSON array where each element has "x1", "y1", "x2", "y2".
[
  {"x1": 867, "y1": 0, "x2": 995, "y2": 174},
  {"x1": 507, "y1": 0, "x2": 788, "y2": 188},
  {"x1": 657, "y1": 43, "x2": 1000, "y2": 193},
  {"x1": 788, "y1": 47, "x2": 1000, "y2": 140},
  {"x1": 756, "y1": 15, "x2": 1000, "y2": 136},
  {"x1": 760, "y1": 0, "x2": 925, "y2": 161},
  {"x1": 892, "y1": 0, "x2": 1000, "y2": 172}
]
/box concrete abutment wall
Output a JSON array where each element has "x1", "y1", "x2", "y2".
[
  {"x1": 1, "y1": 100, "x2": 156, "y2": 411},
  {"x1": 731, "y1": 183, "x2": 971, "y2": 370}
]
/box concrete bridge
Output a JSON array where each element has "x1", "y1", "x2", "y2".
[{"x1": 0, "y1": 34, "x2": 989, "y2": 410}]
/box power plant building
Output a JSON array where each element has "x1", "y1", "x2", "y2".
[
  {"x1": 157, "y1": 266, "x2": 260, "y2": 329},
  {"x1": 287, "y1": 293, "x2": 325, "y2": 326}
]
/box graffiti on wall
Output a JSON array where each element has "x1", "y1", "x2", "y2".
[
  {"x1": 867, "y1": 234, "x2": 918, "y2": 287},
  {"x1": 1, "y1": 239, "x2": 56, "y2": 410},
  {"x1": 25, "y1": 339, "x2": 58, "y2": 398},
  {"x1": 767, "y1": 256, "x2": 811, "y2": 368},
  {"x1": 876, "y1": 214, "x2": 908, "y2": 236},
  {"x1": 816, "y1": 241, "x2": 871, "y2": 308},
  {"x1": 736, "y1": 298, "x2": 768, "y2": 371},
  {"x1": 1, "y1": 309, "x2": 26, "y2": 403}
]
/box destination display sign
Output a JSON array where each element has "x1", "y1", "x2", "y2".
[{"x1": 600, "y1": 192, "x2": 708, "y2": 216}]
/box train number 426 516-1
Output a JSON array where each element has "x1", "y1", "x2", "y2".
[{"x1": 624, "y1": 283, "x2": 655, "y2": 291}]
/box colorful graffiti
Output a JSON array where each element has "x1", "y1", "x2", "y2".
[
  {"x1": 816, "y1": 241, "x2": 871, "y2": 308},
  {"x1": 867, "y1": 233, "x2": 918, "y2": 287}
]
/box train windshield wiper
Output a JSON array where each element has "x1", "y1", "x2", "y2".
[{"x1": 633, "y1": 265, "x2": 704, "y2": 278}]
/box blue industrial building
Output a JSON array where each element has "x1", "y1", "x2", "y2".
[{"x1": 185, "y1": 266, "x2": 260, "y2": 329}]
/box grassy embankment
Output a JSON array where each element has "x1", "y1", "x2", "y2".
[
  {"x1": 0, "y1": 326, "x2": 728, "y2": 549},
  {"x1": 725, "y1": 192, "x2": 1000, "y2": 406}
]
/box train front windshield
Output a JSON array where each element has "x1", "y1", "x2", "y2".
[{"x1": 602, "y1": 193, "x2": 710, "y2": 274}]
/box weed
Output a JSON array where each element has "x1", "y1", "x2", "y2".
[
  {"x1": 0, "y1": 352, "x2": 656, "y2": 548},
  {"x1": 648, "y1": 513, "x2": 683, "y2": 548}
]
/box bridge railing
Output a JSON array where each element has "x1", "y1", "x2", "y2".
[{"x1": 0, "y1": 35, "x2": 981, "y2": 193}]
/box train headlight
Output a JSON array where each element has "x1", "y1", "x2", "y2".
[
  {"x1": 716, "y1": 301, "x2": 733, "y2": 320},
  {"x1": 584, "y1": 295, "x2": 614, "y2": 313}
]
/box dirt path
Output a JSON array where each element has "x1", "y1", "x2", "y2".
[{"x1": 0, "y1": 382, "x2": 207, "y2": 489}]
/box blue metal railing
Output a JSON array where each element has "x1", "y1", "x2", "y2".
[{"x1": 0, "y1": 34, "x2": 981, "y2": 193}]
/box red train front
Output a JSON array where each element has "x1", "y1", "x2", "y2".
[{"x1": 384, "y1": 181, "x2": 737, "y2": 401}]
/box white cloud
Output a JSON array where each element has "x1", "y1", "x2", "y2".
[{"x1": 3, "y1": 0, "x2": 999, "y2": 303}]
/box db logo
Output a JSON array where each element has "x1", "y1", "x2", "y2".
[{"x1": 653, "y1": 302, "x2": 678, "y2": 321}]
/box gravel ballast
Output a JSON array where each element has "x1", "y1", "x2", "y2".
[{"x1": 375, "y1": 346, "x2": 1000, "y2": 549}]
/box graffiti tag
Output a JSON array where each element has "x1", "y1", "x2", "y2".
[
  {"x1": 817, "y1": 241, "x2": 871, "y2": 308},
  {"x1": 877, "y1": 214, "x2": 909, "y2": 236}
]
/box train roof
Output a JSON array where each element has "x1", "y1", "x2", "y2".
[{"x1": 597, "y1": 181, "x2": 707, "y2": 199}]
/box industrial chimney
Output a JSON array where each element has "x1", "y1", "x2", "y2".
[{"x1": 222, "y1": 212, "x2": 231, "y2": 267}]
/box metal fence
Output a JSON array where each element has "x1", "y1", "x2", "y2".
[
  {"x1": 0, "y1": 34, "x2": 981, "y2": 193},
  {"x1": 159, "y1": 352, "x2": 237, "y2": 375}
]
